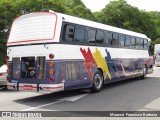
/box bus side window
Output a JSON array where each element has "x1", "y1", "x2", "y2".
[
  {"x1": 135, "y1": 38, "x2": 140, "y2": 48},
  {"x1": 119, "y1": 34, "x2": 125, "y2": 47},
  {"x1": 107, "y1": 31, "x2": 112, "y2": 45},
  {"x1": 88, "y1": 29, "x2": 96, "y2": 43},
  {"x1": 139, "y1": 38, "x2": 144, "y2": 48},
  {"x1": 112, "y1": 33, "x2": 119, "y2": 46},
  {"x1": 144, "y1": 39, "x2": 148, "y2": 49},
  {"x1": 64, "y1": 25, "x2": 75, "y2": 42},
  {"x1": 74, "y1": 25, "x2": 85, "y2": 43},
  {"x1": 96, "y1": 30, "x2": 104, "y2": 43},
  {"x1": 131, "y1": 37, "x2": 136, "y2": 48},
  {"x1": 125, "y1": 36, "x2": 131, "y2": 47}
]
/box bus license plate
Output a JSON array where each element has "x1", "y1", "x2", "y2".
[{"x1": 23, "y1": 85, "x2": 33, "y2": 90}]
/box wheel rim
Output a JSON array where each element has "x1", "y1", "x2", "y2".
[{"x1": 95, "y1": 74, "x2": 102, "y2": 89}]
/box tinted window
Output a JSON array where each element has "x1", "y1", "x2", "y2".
[
  {"x1": 131, "y1": 37, "x2": 136, "y2": 48},
  {"x1": 139, "y1": 39, "x2": 144, "y2": 48},
  {"x1": 74, "y1": 26, "x2": 85, "y2": 43},
  {"x1": 21, "y1": 57, "x2": 36, "y2": 78},
  {"x1": 64, "y1": 25, "x2": 75, "y2": 42},
  {"x1": 88, "y1": 29, "x2": 96, "y2": 43},
  {"x1": 135, "y1": 38, "x2": 140, "y2": 48},
  {"x1": 125, "y1": 36, "x2": 131, "y2": 47},
  {"x1": 119, "y1": 35, "x2": 125, "y2": 47},
  {"x1": 144, "y1": 39, "x2": 148, "y2": 49},
  {"x1": 96, "y1": 30, "x2": 104, "y2": 43},
  {"x1": 112, "y1": 33, "x2": 119, "y2": 46},
  {"x1": 107, "y1": 32, "x2": 112, "y2": 45}
]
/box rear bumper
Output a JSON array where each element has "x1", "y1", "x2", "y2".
[
  {"x1": 0, "y1": 80, "x2": 7, "y2": 86},
  {"x1": 7, "y1": 82, "x2": 64, "y2": 92}
]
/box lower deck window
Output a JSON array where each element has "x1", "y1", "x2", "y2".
[
  {"x1": 12, "y1": 56, "x2": 46, "y2": 79},
  {"x1": 66, "y1": 62, "x2": 78, "y2": 81},
  {"x1": 21, "y1": 57, "x2": 36, "y2": 78}
]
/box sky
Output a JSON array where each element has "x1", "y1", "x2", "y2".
[{"x1": 81, "y1": 0, "x2": 160, "y2": 12}]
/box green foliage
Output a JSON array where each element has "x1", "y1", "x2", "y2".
[
  {"x1": 151, "y1": 38, "x2": 160, "y2": 46},
  {"x1": 93, "y1": 0, "x2": 157, "y2": 40}
]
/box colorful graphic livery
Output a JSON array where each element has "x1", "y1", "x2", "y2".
[{"x1": 6, "y1": 10, "x2": 152, "y2": 92}]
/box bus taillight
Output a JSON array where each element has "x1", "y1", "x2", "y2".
[
  {"x1": 49, "y1": 77, "x2": 55, "y2": 82},
  {"x1": 7, "y1": 76, "x2": 10, "y2": 81},
  {"x1": 49, "y1": 54, "x2": 54, "y2": 59},
  {"x1": 49, "y1": 62, "x2": 55, "y2": 67},
  {"x1": 49, "y1": 69, "x2": 55, "y2": 75},
  {"x1": 6, "y1": 56, "x2": 10, "y2": 61}
]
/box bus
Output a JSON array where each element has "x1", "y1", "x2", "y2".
[
  {"x1": 6, "y1": 10, "x2": 152, "y2": 92},
  {"x1": 154, "y1": 44, "x2": 160, "y2": 67}
]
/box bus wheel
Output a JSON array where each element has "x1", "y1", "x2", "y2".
[
  {"x1": 141, "y1": 66, "x2": 147, "y2": 79},
  {"x1": 91, "y1": 70, "x2": 103, "y2": 92}
]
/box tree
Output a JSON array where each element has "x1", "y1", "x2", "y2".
[{"x1": 93, "y1": 0, "x2": 157, "y2": 40}]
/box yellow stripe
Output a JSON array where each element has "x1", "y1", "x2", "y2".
[{"x1": 93, "y1": 48, "x2": 112, "y2": 80}]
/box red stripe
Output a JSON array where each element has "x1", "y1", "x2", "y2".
[
  {"x1": 18, "y1": 86, "x2": 63, "y2": 90},
  {"x1": 43, "y1": 86, "x2": 63, "y2": 89}
]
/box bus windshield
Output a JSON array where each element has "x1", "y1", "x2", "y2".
[{"x1": 7, "y1": 12, "x2": 57, "y2": 44}]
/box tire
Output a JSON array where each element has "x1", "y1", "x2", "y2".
[
  {"x1": 141, "y1": 66, "x2": 147, "y2": 79},
  {"x1": 91, "y1": 70, "x2": 104, "y2": 92}
]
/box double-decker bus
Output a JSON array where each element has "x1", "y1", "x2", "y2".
[
  {"x1": 6, "y1": 10, "x2": 151, "y2": 92},
  {"x1": 154, "y1": 44, "x2": 160, "y2": 67}
]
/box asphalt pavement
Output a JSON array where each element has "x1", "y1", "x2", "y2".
[{"x1": 0, "y1": 66, "x2": 160, "y2": 120}]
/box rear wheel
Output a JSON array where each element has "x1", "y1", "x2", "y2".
[
  {"x1": 91, "y1": 70, "x2": 103, "y2": 92},
  {"x1": 141, "y1": 66, "x2": 147, "y2": 79}
]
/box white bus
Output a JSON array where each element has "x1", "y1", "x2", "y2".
[
  {"x1": 6, "y1": 10, "x2": 152, "y2": 92},
  {"x1": 154, "y1": 44, "x2": 160, "y2": 66}
]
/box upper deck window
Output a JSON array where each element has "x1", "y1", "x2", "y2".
[
  {"x1": 88, "y1": 29, "x2": 96, "y2": 43},
  {"x1": 112, "y1": 33, "x2": 119, "y2": 46},
  {"x1": 131, "y1": 37, "x2": 136, "y2": 48},
  {"x1": 8, "y1": 12, "x2": 57, "y2": 44},
  {"x1": 74, "y1": 26, "x2": 85, "y2": 43},
  {"x1": 107, "y1": 32, "x2": 112, "y2": 45},
  {"x1": 64, "y1": 25, "x2": 75, "y2": 42},
  {"x1": 119, "y1": 34, "x2": 125, "y2": 47},
  {"x1": 96, "y1": 30, "x2": 104, "y2": 43},
  {"x1": 125, "y1": 36, "x2": 131, "y2": 47},
  {"x1": 144, "y1": 39, "x2": 148, "y2": 49}
]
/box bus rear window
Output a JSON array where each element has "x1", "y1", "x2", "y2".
[
  {"x1": 8, "y1": 13, "x2": 57, "y2": 44},
  {"x1": 21, "y1": 57, "x2": 36, "y2": 78}
]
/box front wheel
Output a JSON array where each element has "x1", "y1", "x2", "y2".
[
  {"x1": 141, "y1": 66, "x2": 147, "y2": 79},
  {"x1": 91, "y1": 70, "x2": 103, "y2": 92}
]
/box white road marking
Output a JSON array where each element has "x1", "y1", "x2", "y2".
[
  {"x1": 21, "y1": 94, "x2": 88, "y2": 111},
  {"x1": 61, "y1": 94, "x2": 88, "y2": 101},
  {"x1": 21, "y1": 100, "x2": 63, "y2": 111},
  {"x1": 0, "y1": 87, "x2": 5, "y2": 90}
]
